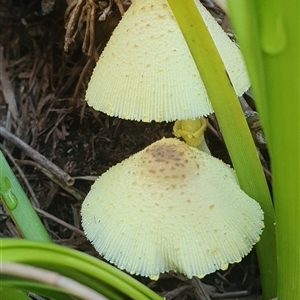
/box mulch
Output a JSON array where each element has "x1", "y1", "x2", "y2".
[{"x1": 0, "y1": 1, "x2": 268, "y2": 299}]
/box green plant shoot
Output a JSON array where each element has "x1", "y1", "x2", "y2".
[
  {"x1": 166, "y1": 0, "x2": 277, "y2": 298},
  {"x1": 227, "y1": 0, "x2": 299, "y2": 299},
  {"x1": 1, "y1": 238, "x2": 163, "y2": 300},
  {"x1": 0, "y1": 151, "x2": 52, "y2": 242}
]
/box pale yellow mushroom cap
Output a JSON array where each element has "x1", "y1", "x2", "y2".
[
  {"x1": 85, "y1": 0, "x2": 249, "y2": 122},
  {"x1": 194, "y1": 1, "x2": 249, "y2": 96},
  {"x1": 81, "y1": 138, "x2": 264, "y2": 279}
]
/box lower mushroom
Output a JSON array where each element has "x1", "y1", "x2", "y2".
[{"x1": 81, "y1": 138, "x2": 264, "y2": 279}]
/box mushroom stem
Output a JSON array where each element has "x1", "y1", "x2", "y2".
[{"x1": 173, "y1": 118, "x2": 211, "y2": 154}]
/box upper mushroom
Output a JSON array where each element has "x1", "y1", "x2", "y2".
[
  {"x1": 85, "y1": 0, "x2": 250, "y2": 122},
  {"x1": 81, "y1": 138, "x2": 264, "y2": 279}
]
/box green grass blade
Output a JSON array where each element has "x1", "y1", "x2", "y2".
[
  {"x1": 166, "y1": 0, "x2": 277, "y2": 298},
  {"x1": 1, "y1": 280, "x2": 78, "y2": 300},
  {"x1": 0, "y1": 151, "x2": 52, "y2": 242},
  {"x1": 1, "y1": 238, "x2": 163, "y2": 300},
  {"x1": 227, "y1": 0, "x2": 300, "y2": 298},
  {"x1": 0, "y1": 287, "x2": 33, "y2": 300}
]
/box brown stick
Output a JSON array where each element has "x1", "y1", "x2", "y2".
[
  {"x1": 0, "y1": 46, "x2": 19, "y2": 121},
  {"x1": 64, "y1": 0, "x2": 85, "y2": 52},
  {"x1": 34, "y1": 207, "x2": 85, "y2": 236},
  {"x1": 0, "y1": 126, "x2": 74, "y2": 186},
  {"x1": 16, "y1": 160, "x2": 84, "y2": 201}
]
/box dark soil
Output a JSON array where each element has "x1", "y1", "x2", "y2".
[{"x1": 0, "y1": 1, "x2": 268, "y2": 299}]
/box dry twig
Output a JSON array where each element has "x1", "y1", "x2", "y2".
[
  {"x1": 64, "y1": 0, "x2": 86, "y2": 52},
  {"x1": 82, "y1": 0, "x2": 97, "y2": 56},
  {"x1": 64, "y1": 0, "x2": 125, "y2": 54},
  {"x1": 34, "y1": 207, "x2": 85, "y2": 236},
  {"x1": 16, "y1": 159, "x2": 84, "y2": 201},
  {"x1": 0, "y1": 126, "x2": 74, "y2": 186},
  {"x1": 164, "y1": 285, "x2": 193, "y2": 300},
  {"x1": 191, "y1": 277, "x2": 212, "y2": 300},
  {"x1": 0, "y1": 47, "x2": 18, "y2": 122}
]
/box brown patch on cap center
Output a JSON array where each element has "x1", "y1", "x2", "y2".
[
  {"x1": 148, "y1": 143, "x2": 185, "y2": 162},
  {"x1": 141, "y1": 140, "x2": 191, "y2": 182}
]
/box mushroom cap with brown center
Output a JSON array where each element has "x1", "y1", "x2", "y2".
[{"x1": 81, "y1": 138, "x2": 264, "y2": 279}]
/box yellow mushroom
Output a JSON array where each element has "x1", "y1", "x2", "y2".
[
  {"x1": 81, "y1": 138, "x2": 264, "y2": 279},
  {"x1": 85, "y1": 0, "x2": 250, "y2": 123}
]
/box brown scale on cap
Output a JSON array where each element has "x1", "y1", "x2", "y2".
[{"x1": 140, "y1": 141, "x2": 199, "y2": 185}]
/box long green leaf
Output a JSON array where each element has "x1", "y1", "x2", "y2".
[
  {"x1": 1, "y1": 279, "x2": 77, "y2": 300},
  {"x1": 0, "y1": 288, "x2": 32, "y2": 300},
  {"x1": 166, "y1": 0, "x2": 277, "y2": 298},
  {"x1": 1, "y1": 238, "x2": 163, "y2": 300},
  {"x1": 227, "y1": 0, "x2": 299, "y2": 299},
  {"x1": 0, "y1": 151, "x2": 52, "y2": 242}
]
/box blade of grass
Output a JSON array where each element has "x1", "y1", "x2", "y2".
[
  {"x1": 227, "y1": 0, "x2": 300, "y2": 298},
  {"x1": 0, "y1": 151, "x2": 52, "y2": 242},
  {"x1": 1, "y1": 262, "x2": 108, "y2": 300},
  {"x1": 1, "y1": 280, "x2": 78, "y2": 300},
  {"x1": 166, "y1": 0, "x2": 277, "y2": 298},
  {"x1": 2, "y1": 272, "x2": 122, "y2": 300},
  {"x1": 1, "y1": 238, "x2": 163, "y2": 300},
  {"x1": 0, "y1": 288, "x2": 33, "y2": 300}
]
